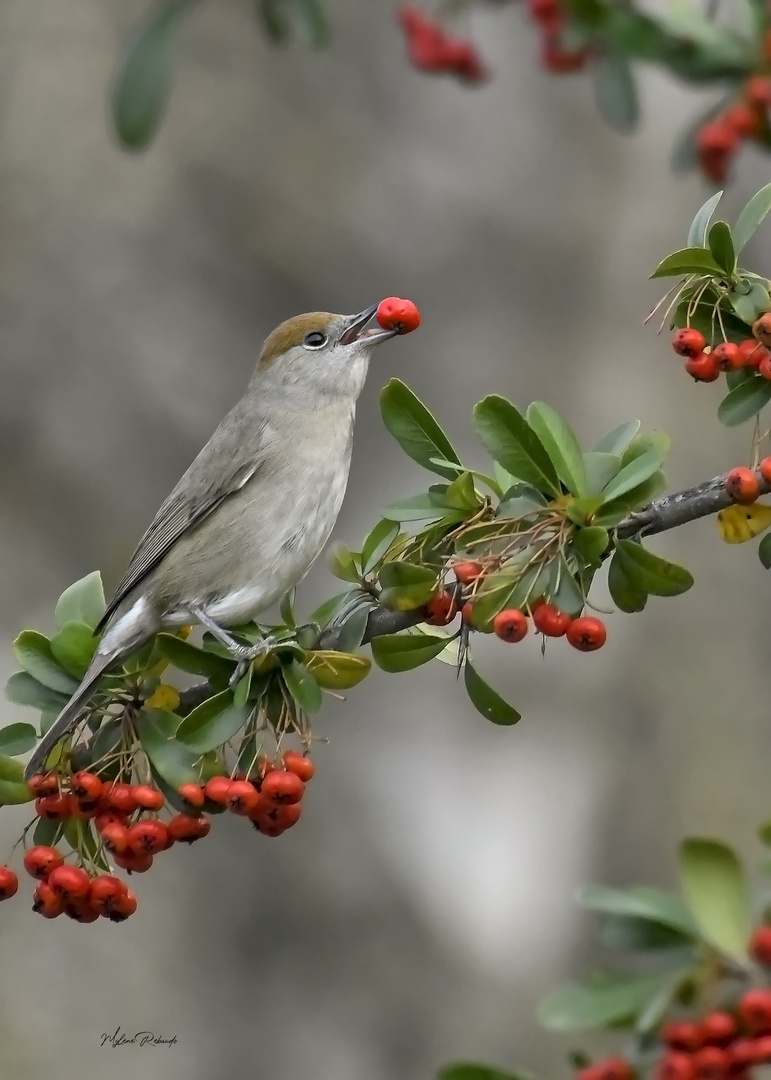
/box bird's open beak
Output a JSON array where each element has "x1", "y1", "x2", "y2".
[{"x1": 339, "y1": 304, "x2": 397, "y2": 347}]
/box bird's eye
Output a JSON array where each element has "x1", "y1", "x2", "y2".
[{"x1": 304, "y1": 331, "x2": 327, "y2": 349}]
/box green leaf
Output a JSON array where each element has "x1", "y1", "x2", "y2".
[
  {"x1": 708, "y1": 221, "x2": 736, "y2": 277},
  {"x1": 687, "y1": 191, "x2": 723, "y2": 247},
  {"x1": 600, "y1": 916, "x2": 696, "y2": 952},
  {"x1": 592, "y1": 421, "x2": 641, "y2": 457},
  {"x1": 759, "y1": 532, "x2": 771, "y2": 569},
  {"x1": 361, "y1": 520, "x2": 400, "y2": 575},
  {"x1": 33, "y1": 817, "x2": 63, "y2": 847},
  {"x1": 306, "y1": 651, "x2": 371, "y2": 689},
  {"x1": 177, "y1": 692, "x2": 250, "y2": 755},
  {"x1": 256, "y1": 0, "x2": 291, "y2": 42},
  {"x1": 650, "y1": 247, "x2": 723, "y2": 279},
  {"x1": 279, "y1": 588, "x2": 296, "y2": 627},
  {"x1": 381, "y1": 494, "x2": 447, "y2": 523},
  {"x1": 282, "y1": 659, "x2": 323, "y2": 713},
  {"x1": 292, "y1": 0, "x2": 330, "y2": 46},
  {"x1": 54, "y1": 571, "x2": 106, "y2": 630},
  {"x1": 679, "y1": 837, "x2": 751, "y2": 958},
  {"x1": 572, "y1": 526, "x2": 609, "y2": 567},
  {"x1": 614, "y1": 540, "x2": 693, "y2": 597},
  {"x1": 332, "y1": 604, "x2": 372, "y2": 653},
  {"x1": 308, "y1": 591, "x2": 356, "y2": 628},
  {"x1": 601, "y1": 451, "x2": 666, "y2": 505},
  {"x1": 734, "y1": 182, "x2": 771, "y2": 254},
  {"x1": 49, "y1": 621, "x2": 99, "y2": 679},
  {"x1": 380, "y1": 379, "x2": 461, "y2": 480},
  {"x1": 619, "y1": 470, "x2": 667, "y2": 512},
  {"x1": 371, "y1": 632, "x2": 451, "y2": 672},
  {"x1": 155, "y1": 634, "x2": 234, "y2": 681},
  {"x1": 608, "y1": 552, "x2": 648, "y2": 613},
  {"x1": 0, "y1": 754, "x2": 25, "y2": 783},
  {"x1": 111, "y1": 0, "x2": 193, "y2": 151},
  {"x1": 4, "y1": 672, "x2": 69, "y2": 713},
  {"x1": 438, "y1": 1066, "x2": 533, "y2": 1080},
  {"x1": 474, "y1": 396, "x2": 559, "y2": 496},
  {"x1": 538, "y1": 973, "x2": 678, "y2": 1032},
  {"x1": 0, "y1": 723, "x2": 38, "y2": 756},
  {"x1": 464, "y1": 660, "x2": 520, "y2": 726},
  {"x1": 497, "y1": 485, "x2": 548, "y2": 518},
  {"x1": 593, "y1": 48, "x2": 638, "y2": 133},
  {"x1": 379, "y1": 561, "x2": 438, "y2": 611},
  {"x1": 577, "y1": 884, "x2": 698, "y2": 936},
  {"x1": 552, "y1": 560, "x2": 585, "y2": 617},
  {"x1": 327, "y1": 541, "x2": 361, "y2": 583},
  {"x1": 0, "y1": 777, "x2": 34, "y2": 805},
  {"x1": 589, "y1": 502, "x2": 631, "y2": 529},
  {"x1": 717, "y1": 377, "x2": 771, "y2": 427},
  {"x1": 727, "y1": 279, "x2": 770, "y2": 325},
  {"x1": 620, "y1": 431, "x2": 670, "y2": 468},
  {"x1": 583, "y1": 453, "x2": 622, "y2": 495},
  {"x1": 526, "y1": 402, "x2": 587, "y2": 496},
  {"x1": 91, "y1": 717, "x2": 124, "y2": 768},
  {"x1": 12, "y1": 631, "x2": 78, "y2": 696},
  {"x1": 445, "y1": 471, "x2": 482, "y2": 512}
]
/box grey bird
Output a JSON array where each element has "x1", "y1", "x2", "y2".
[{"x1": 25, "y1": 305, "x2": 396, "y2": 780}]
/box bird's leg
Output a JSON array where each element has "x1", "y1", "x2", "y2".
[{"x1": 187, "y1": 605, "x2": 280, "y2": 688}]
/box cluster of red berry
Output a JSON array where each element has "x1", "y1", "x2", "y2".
[
  {"x1": 575, "y1": 928, "x2": 771, "y2": 1080},
  {"x1": 526, "y1": 0, "x2": 589, "y2": 74},
  {"x1": 0, "y1": 750, "x2": 314, "y2": 922},
  {"x1": 397, "y1": 7, "x2": 487, "y2": 84},
  {"x1": 672, "y1": 319, "x2": 771, "y2": 385},
  {"x1": 696, "y1": 72, "x2": 771, "y2": 183},
  {"x1": 425, "y1": 560, "x2": 608, "y2": 651}
]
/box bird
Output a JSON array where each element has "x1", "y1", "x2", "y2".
[{"x1": 25, "y1": 304, "x2": 397, "y2": 780}]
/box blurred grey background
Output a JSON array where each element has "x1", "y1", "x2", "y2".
[{"x1": 1, "y1": 2, "x2": 770, "y2": 1079}]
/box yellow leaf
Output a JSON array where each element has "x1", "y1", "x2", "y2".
[
  {"x1": 145, "y1": 683, "x2": 180, "y2": 711},
  {"x1": 717, "y1": 501, "x2": 771, "y2": 543}
]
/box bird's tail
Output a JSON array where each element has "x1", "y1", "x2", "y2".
[{"x1": 24, "y1": 651, "x2": 118, "y2": 781}]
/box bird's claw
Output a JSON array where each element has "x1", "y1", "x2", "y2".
[{"x1": 227, "y1": 634, "x2": 280, "y2": 690}]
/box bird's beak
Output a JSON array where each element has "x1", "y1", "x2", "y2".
[{"x1": 339, "y1": 304, "x2": 397, "y2": 347}]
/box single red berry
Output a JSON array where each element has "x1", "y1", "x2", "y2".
[
  {"x1": 167, "y1": 813, "x2": 211, "y2": 843},
  {"x1": 99, "y1": 820, "x2": 129, "y2": 856},
  {"x1": 260, "y1": 770, "x2": 305, "y2": 806},
  {"x1": 226, "y1": 780, "x2": 261, "y2": 816},
  {"x1": 725, "y1": 466, "x2": 760, "y2": 505},
  {"x1": 594, "y1": 1059, "x2": 633, "y2": 1080},
  {"x1": 540, "y1": 34, "x2": 588, "y2": 72},
  {"x1": 283, "y1": 750, "x2": 315, "y2": 783},
  {"x1": 577, "y1": 1067, "x2": 603, "y2": 1080},
  {"x1": 753, "y1": 1035, "x2": 771, "y2": 1063},
  {"x1": 759, "y1": 457, "x2": 771, "y2": 484},
  {"x1": 113, "y1": 849, "x2": 154, "y2": 874},
  {"x1": 654, "y1": 1052, "x2": 696, "y2": 1080},
  {"x1": 28, "y1": 773, "x2": 58, "y2": 797},
  {"x1": 745, "y1": 75, "x2": 771, "y2": 108},
  {"x1": 132, "y1": 784, "x2": 164, "y2": 811},
  {"x1": 376, "y1": 297, "x2": 420, "y2": 334},
  {"x1": 64, "y1": 899, "x2": 100, "y2": 923},
  {"x1": 47, "y1": 864, "x2": 91, "y2": 901},
  {"x1": 697, "y1": 120, "x2": 740, "y2": 156},
  {"x1": 89, "y1": 874, "x2": 128, "y2": 916},
  {"x1": 526, "y1": 0, "x2": 563, "y2": 31},
  {"x1": 691, "y1": 1045, "x2": 730, "y2": 1079},
  {"x1": 662, "y1": 1021, "x2": 702, "y2": 1052},
  {"x1": 493, "y1": 608, "x2": 528, "y2": 643},
  {"x1": 532, "y1": 602, "x2": 571, "y2": 637},
  {"x1": 711, "y1": 342, "x2": 742, "y2": 372},
  {"x1": 729, "y1": 1038, "x2": 761, "y2": 1068},
  {"x1": 253, "y1": 801, "x2": 303, "y2": 834},
  {"x1": 424, "y1": 591, "x2": 457, "y2": 626},
  {"x1": 126, "y1": 820, "x2": 169, "y2": 855},
  {"x1": 738, "y1": 339, "x2": 768, "y2": 368},
  {"x1": 750, "y1": 925, "x2": 771, "y2": 965},
  {"x1": 178, "y1": 782, "x2": 205, "y2": 808},
  {"x1": 22, "y1": 845, "x2": 64, "y2": 881},
  {"x1": 106, "y1": 887, "x2": 138, "y2": 922},
  {"x1": 204, "y1": 776, "x2": 233, "y2": 805},
  {"x1": 453, "y1": 560, "x2": 484, "y2": 584},
  {"x1": 759, "y1": 355, "x2": 771, "y2": 381},
  {"x1": 723, "y1": 102, "x2": 762, "y2": 138},
  {"x1": 699, "y1": 1012, "x2": 737, "y2": 1046},
  {"x1": 566, "y1": 616, "x2": 606, "y2": 651},
  {"x1": 32, "y1": 880, "x2": 64, "y2": 918},
  {"x1": 461, "y1": 600, "x2": 475, "y2": 626},
  {"x1": 35, "y1": 793, "x2": 72, "y2": 820},
  {"x1": 0, "y1": 865, "x2": 19, "y2": 900},
  {"x1": 104, "y1": 782, "x2": 137, "y2": 815},
  {"x1": 685, "y1": 352, "x2": 720, "y2": 383},
  {"x1": 672, "y1": 327, "x2": 707, "y2": 357},
  {"x1": 70, "y1": 797, "x2": 100, "y2": 820},
  {"x1": 71, "y1": 770, "x2": 103, "y2": 802},
  {"x1": 738, "y1": 988, "x2": 771, "y2": 1034}
]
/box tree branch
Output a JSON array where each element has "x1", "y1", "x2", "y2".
[{"x1": 178, "y1": 467, "x2": 767, "y2": 711}]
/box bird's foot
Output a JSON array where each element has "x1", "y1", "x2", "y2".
[{"x1": 227, "y1": 636, "x2": 280, "y2": 690}]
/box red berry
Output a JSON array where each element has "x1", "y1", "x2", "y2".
[
  {"x1": 376, "y1": 297, "x2": 420, "y2": 335},
  {"x1": 32, "y1": 881, "x2": 64, "y2": 918},
  {"x1": 590, "y1": 1058, "x2": 633, "y2": 1080},
  {"x1": 697, "y1": 120, "x2": 740, "y2": 156},
  {"x1": 167, "y1": 813, "x2": 211, "y2": 843},
  {"x1": 672, "y1": 327, "x2": 707, "y2": 357},
  {"x1": 745, "y1": 76, "x2": 771, "y2": 108},
  {"x1": 723, "y1": 102, "x2": 762, "y2": 138},
  {"x1": 126, "y1": 820, "x2": 169, "y2": 855},
  {"x1": 738, "y1": 988, "x2": 771, "y2": 1034},
  {"x1": 725, "y1": 466, "x2": 760, "y2": 505},
  {"x1": 104, "y1": 782, "x2": 137, "y2": 815},
  {"x1": 178, "y1": 782, "x2": 205, "y2": 808},
  {"x1": 711, "y1": 342, "x2": 742, "y2": 372},
  {"x1": 204, "y1": 776, "x2": 233, "y2": 805},
  {"x1": 89, "y1": 874, "x2": 128, "y2": 916},
  {"x1": 99, "y1": 820, "x2": 129, "y2": 856},
  {"x1": 685, "y1": 352, "x2": 720, "y2": 383},
  {"x1": 699, "y1": 1012, "x2": 737, "y2": 1046},
  {"x1": 114, "y1": 849, "x2": 154, "y2": 874},
  {"x1": 759, "y1": 458, "x2": 771, "y2": 484},
  {"x1": 691, "y1": 1045, "x2": 730, "y2": 1079},
  {"x1": 729, "y1": 1038, "x2": 761, "y2": 1068},
  {"x1": 47, "y1": 864, "x2": 91, "y2": 901},
  {"x1": 260, "y1": 771, "x2": 305, "y2": 806},
  {"x1": 532, "y1": 602, "x2": 571, "y2": 637},
  {"x1": 106, "y1": 887, "x2": 138, "y2": 922},
  {"x1": 226, "y1": 780, "x2": 261, "y2": 816},
  {"x1": 452, "y1": 560, "x2": 484, "y2": 584},
  {"x1": 71, "y1": 770, "x2": 103, "y2": 802},
  {"x1": 132, "y1": 784, "x2": 164, "y2": 811},
  {"x1": 527, "y1": 0, "x2": 563, "y2": 31},
  {"x1": 461, "y1": 600, "x2": 475, "y2": 626},
  {"x1": 0, "y1": 865, "x2": 18, "y2": 900},
  {"x1": 738, "y1": 339, "x2": 767, "y2": 368},
  {"x1": 655, "y1": 1053, "x2": 696, "y2": 1080},
  {"x1": 493, "y1": 608, "x2": 528, "y2": 643},
  {"x1": 283, "y1": 750, "x2": 315, "y2": 783},
  {"x1": 567, "y1": 616, "x2": 606, "y2": 651},
  {"x1": 759, "y1": 355, "x2": 771, "y2": 381},
  {"x1": 28, "y1": 773, "x2": 58, "y2": 797},
  {"x1": 754, "y1": 1035, "x2": 771, "y2": 1063},
  {"x1": 424, "y1": 591, "x2": 457, "y2": 626},
  {"x1": 750, "y1": 925, "x2": 771, "y2": 965},
  {"x1": 662, "y1": 1021, "x2": 702, "y2": 1052},
  {"x1": 22, "y1": 845, "x2": 64, "y2": 881},
  {"x1": 35, "y1": 793, "x2": 72, "y2": 820},
  {"x1": 64, "y1": 899, "x2": 100, "y2": 923},
  {"x1": 577, "y1": 1068, "x2": 603, "y2": 1080},
  {"x1": 540, "y1": 34, "x2": 588, "y2": 72}
]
